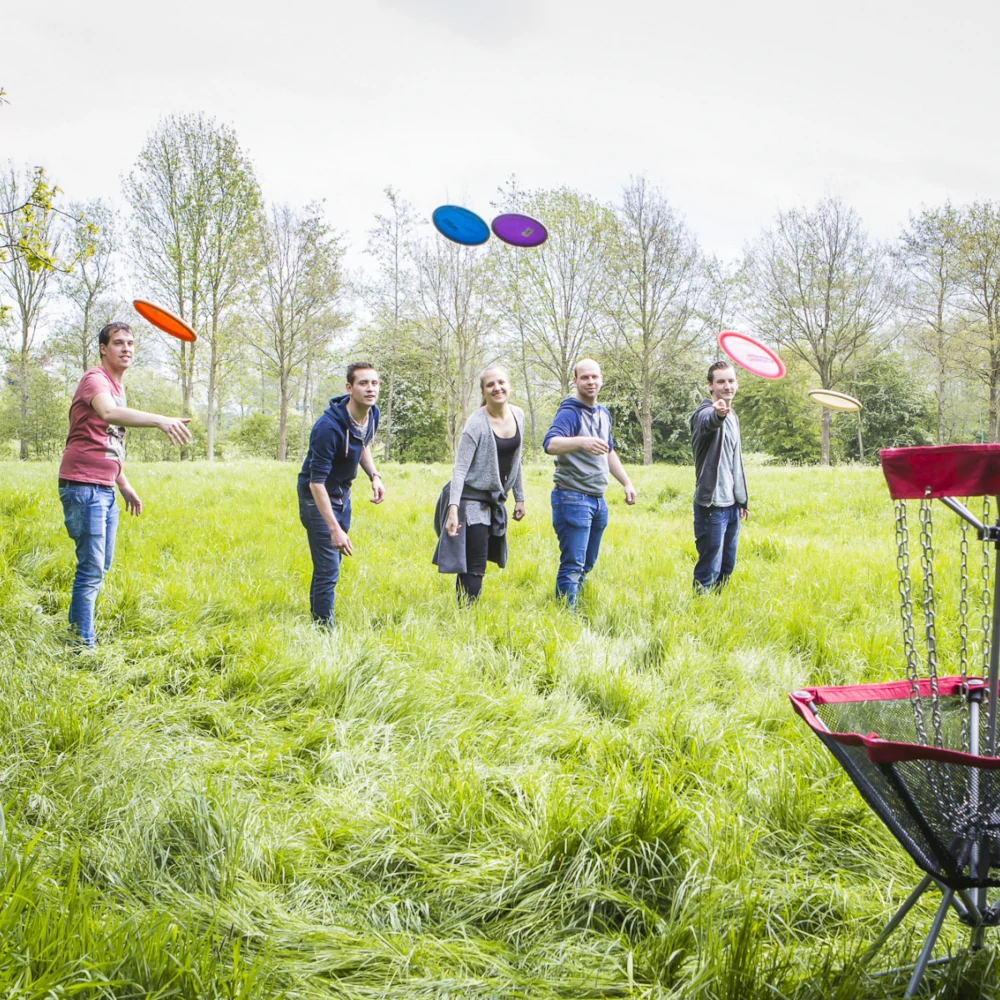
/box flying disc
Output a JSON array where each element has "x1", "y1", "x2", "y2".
[
  {"x1": 808, "y1": 389, "x2": 862, "y2": 412},
  {"x1": 716, "y1": 330, "x2": 785, "y2": 380},
  {"x1": 432, "y1": 205, "x2": 490, "y2": 246},
  {"x1": 491, "y1": 213, "x2": 548, "y2": 248},
  {"x1": 133, "y1": 299, "x2": 198, "y2": 342}
]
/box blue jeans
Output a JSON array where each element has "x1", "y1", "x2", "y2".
[
  {"x1": 59, "y1": 484, "x2": 119, "y2": 646},
  {"x1": 299, "y1": 491, "x2": 351, "y2": 626},
  {"x1": 693, "y1": 503, "x2": 741, "y2": 591},
  {"x1": 551, "y1": 489, "x2": 608, "y2": 609}
]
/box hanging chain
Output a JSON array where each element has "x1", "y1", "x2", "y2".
[
  {"x1": 919, "y1": 497, "x2": 945, "y2": 748},
  {"x1": 959, "y1": 515, "x2": 971, "y2": 751},
  {"x1": 896, "y1": 500, "x2": 929, "y2": 744}
]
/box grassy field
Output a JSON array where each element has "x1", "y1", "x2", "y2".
[{"x1": 1, "y1": 459, "x2": 997, "y2": 998}]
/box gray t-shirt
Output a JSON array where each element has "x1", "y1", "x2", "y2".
[
  {"x1": 548, "y1": 401, "x2": 613, "y2": 496},
  {"x1": 711, "y1": 414, "x2": 746, "y2": 506}
]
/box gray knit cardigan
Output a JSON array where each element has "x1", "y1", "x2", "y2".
[{"x1": 447, "y1": 405, "x2": 526, "y2": 507}]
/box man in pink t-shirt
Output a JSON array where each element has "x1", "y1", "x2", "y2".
[{"x1": 58, "y1": 321, "x2": 191, "y2": 647}]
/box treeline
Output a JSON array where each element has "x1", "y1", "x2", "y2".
[{"x1": 3, "y1": 113, "x2": 1000, "y2": 467}]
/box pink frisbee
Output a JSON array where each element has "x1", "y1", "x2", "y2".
[
  {"x1": 717, "y1": 330, "x2": 786, "y2": 380},
  {"x1": 491, "y1": 213, "x2": 548, "y2": 248}
]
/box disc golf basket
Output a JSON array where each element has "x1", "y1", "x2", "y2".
[{"x1": 789, "y1": 444, "x2": 1000, "y2": 996}]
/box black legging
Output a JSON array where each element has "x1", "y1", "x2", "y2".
[{"x1": 457, "y1": 523, "x2": 490, "y2": 605}]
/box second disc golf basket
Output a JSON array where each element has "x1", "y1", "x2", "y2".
[{"x1": 789, "y1": 444, "x2": 1000, "y2": 996}]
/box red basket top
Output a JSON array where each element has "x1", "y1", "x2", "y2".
[{"x1": 881, "y1": 444, "x2": 1000, "y2": 499}]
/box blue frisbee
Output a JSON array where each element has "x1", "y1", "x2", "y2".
[{"x1": 432, "y1": 205, "x2": 490, "y2": 246}]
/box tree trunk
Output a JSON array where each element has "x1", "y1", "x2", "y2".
[
  {"x1": 382, "y1": 350, "x2": 396, "y2": 462},
  {"x1": 641, "y1": 371, "x2": 653, "y2": 466},
  {"x1": 298, "y1": 358, "x2": 311, "y2": 461},
  {"x1": 278, "y1": 372, "x2": 289, "y2": 461},
  {"x1": 206, "y1": 339, "x2": 217, "y2": 462},
  {"x1": 990, "y1": 377, "x2": 1000, "y2": 444},
  {"x1": 820, "y1": 408, "x2": 831, "y2": 465},
  {"x1": 18, "y1": 334, "x2": 29, "y2": 460}
]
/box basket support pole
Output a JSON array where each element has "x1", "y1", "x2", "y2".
[
  {"x1": 858, "y1": 874, "x2": 934, "y2": 969},
  {"x1": 988, "y1": 550, "x2": 1000, "y2": 755},
  {"x1": 905, "y1": 887, "x2": 953, "y2": 998}
]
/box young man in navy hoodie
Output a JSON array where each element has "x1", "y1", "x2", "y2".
[
  {"x1": 297, "y1": 362, "x2": 385, "y2": 627},
  {"x1": 543, "y1": 358, "x2": 636, "y2": 609}
]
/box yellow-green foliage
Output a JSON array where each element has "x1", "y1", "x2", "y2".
[{"x1": 0, "y1": 461, "x2": 994, "y2": 997}]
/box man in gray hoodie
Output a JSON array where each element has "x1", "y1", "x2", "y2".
[
  {"x1": 689, "y1": 361, "x2": 749, "y2": 592},
  {"x1": 543, "y1": 358, "x2": 637, "y2": 609}
]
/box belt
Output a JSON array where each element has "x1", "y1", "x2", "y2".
[{"x1": 59, "y1": 478, "x2": 113, "y2": 488}]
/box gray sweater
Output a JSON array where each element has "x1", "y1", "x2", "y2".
[{"x1": 448, "y1": 405, "x2": 526, "y2": 508}]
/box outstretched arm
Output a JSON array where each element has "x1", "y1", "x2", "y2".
[{"x1": 91, "y1": 392, "x2": 191, "y2": 446}]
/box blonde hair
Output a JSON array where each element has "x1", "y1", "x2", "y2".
[{"x1": 479, "y1": 366, "x2": 509, "y2": 407}]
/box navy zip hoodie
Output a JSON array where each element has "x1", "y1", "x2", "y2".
[
  {"x1": 689, "y1": 400, "x2": 748, "y2": 508},
  {"x1": 542, "y1": 396, "x2": 614, "y2": 496},
  {"x1": 297, "y1": 395, "x2": 379, "y2": 505}
]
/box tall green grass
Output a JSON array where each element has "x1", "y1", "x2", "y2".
[{"x1": 0, "y1": 460, "x2": 995, "y2": 997}]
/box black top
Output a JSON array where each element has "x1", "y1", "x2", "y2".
[{"x1": 494, "y1": 426, "x2": 521, "y2": 488}]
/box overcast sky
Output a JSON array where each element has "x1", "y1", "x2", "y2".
[{"x1": 4, "y1": 0, "x2": 999, "y2": 272}]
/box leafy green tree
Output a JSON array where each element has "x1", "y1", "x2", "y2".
[
  {"x1": 601, "y1": 360, "x2": 702, "y2": 464},
  {"x1": 228, "y1": 413, "x2": 280, "y2": 458},
  {"x1": 0, "y1": 165, "x2": 64, "y2": 459},
  {"x1": 835, "y1": 355, "x2": 934, "y2": 462},
  {"x1": 730, "y1": 357, "x2": 821, "y2": 463},
  {"x1": 0, "y1": 360, "x2": 68, "y2": 459}
]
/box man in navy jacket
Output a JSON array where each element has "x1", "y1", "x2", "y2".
[
  {"x1": 543, "y1": 359, "x2": 636, "y2": 609},
  {"x1": 689, "y1": 361, "x2": 748, "y2": 592},
  {"x1": 297, "y1": 362, "x2": 385, "y2": 626}
]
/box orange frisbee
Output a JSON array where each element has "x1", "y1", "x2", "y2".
[{"x1": 133, "y1": 299, "x2": 198, "y2": 342}]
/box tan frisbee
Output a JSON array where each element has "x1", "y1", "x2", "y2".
[{"x1": 808, "y1": 389, "x2": 862, "y2": 412}]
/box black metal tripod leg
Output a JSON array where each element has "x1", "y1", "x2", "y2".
[
  {"x1": 906, "y1": 888, "x2": 954, "y2": 998},
  {"x1": 859, "y1": 875, "x2": 935, "y2": 968}
]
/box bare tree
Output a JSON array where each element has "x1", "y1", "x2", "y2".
[
  {"x1": 955, "y1": 201, "x2": 1000, "y2": 441},
  {"x1": 413, "y1": 235, "x2": 494, "y2": 453},
  {"x1": 898, "y1": 204, "x2": 965, "y2": 444},
  {"x1": 363, "y1": 187, "x2": 418, "y2": 461},
  {"x1": 504, "y1": 186, "x2": 613, "y2": 396},
  {"x1": 604, "y1": 176, "x2": 712, "y2": 465},
  {"x1": 201, "y1": 127, "x2": 262, "y2": 460},
  {"x1": 124, "y1": 114, "x2": 212, "y2": 422},
  {"x1": 247, "y1": 203, "x2": 344, "y2": 461},
  {"x1": 742, "y1": 196, "x2": 898, "y2": 464},
  {"x1": 54, "y1": 199, "x2": 118, "y2": 376},
  {"x1": 491, "y1": 177, "x2": 542, "y2": 457}
]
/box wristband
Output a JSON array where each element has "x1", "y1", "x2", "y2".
[{"x1": 370, "y1": 472, "x2": 381, "y2": 481}]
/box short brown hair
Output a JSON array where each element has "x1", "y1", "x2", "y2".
[
  {"x1": 707, "y1": 361, "x2": 735, "y2": 382},
  {"x1": 99, "y1": 321, "x2": 133, "y2": 348},
  {"x1": 346, "y1": 362, "x2": 377, "y2": 384}
]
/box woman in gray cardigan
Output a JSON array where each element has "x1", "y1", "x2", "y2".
[{"x1": 436, "y1": 366, "x2": 526, "y2": 604}]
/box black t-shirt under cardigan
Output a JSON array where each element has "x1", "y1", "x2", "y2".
[{"x1": 494, "y1": 426, "x2": 521, "y2": 489}]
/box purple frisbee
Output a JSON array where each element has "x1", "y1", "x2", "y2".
[{"x1": 491, "y1": 213, "x2": 548, "y2": 248}]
